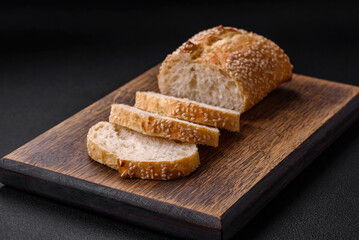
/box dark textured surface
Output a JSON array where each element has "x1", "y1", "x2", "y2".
[{"x1": 0, "y1": 2, "x2": 358, "y2": 240}]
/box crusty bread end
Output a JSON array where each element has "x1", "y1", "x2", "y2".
[{"x1": 158, "y1": 25, "x2": 293, "y2": 113}]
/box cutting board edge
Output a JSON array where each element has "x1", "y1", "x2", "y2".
[
  {"x1": 292, "y1": 73, "x2": 359, "y2": 90},
  {"x1": 220, "y1": 91, "x2": 359, "y2": 240},
  {"x1": 0, "y1": 157, "x2": 223, "y2": 240}
]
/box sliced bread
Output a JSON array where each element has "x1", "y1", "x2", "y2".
[
  {"x1": 109, "y1": 104, "x2": 220, "y2": 147},
  {"x1": 135, "y1": 91, "x2": 240, "y2": 132},
  {"x1": 87, "y1": 121, "x2": 200, "y2": 180}
]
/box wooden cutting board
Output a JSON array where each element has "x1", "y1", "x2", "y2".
[{"x1": 1, "y1": 64, "x2": 359, "y2": 240}]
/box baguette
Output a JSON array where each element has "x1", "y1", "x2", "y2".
[
  {"x1": 158, "y1": 25, "x2": 293, "y2": 113},
  {"x1": 87, "y1": 121, "x2": 200, "y2": 180},
  {"x1": 135, "y1": 91, "x2": 240, "y2": 132},
  {"x1": 109, "y1": 104, "x2": 220, "y2": 147}
]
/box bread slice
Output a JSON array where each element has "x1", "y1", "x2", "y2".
[
  {"x1": 87, "y1": 121, "x2": 200, "y2": 180},
  {"x1": 109, "y1": 104, "x2": 220, "y2": 147},
  {"x1": 158, "y1": 25, "x2": 293, "y2": 113},
  {"x1": 135, "y1": 91, "x2": 240, "y2": 132}
]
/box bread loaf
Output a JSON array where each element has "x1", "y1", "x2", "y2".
[
  {"x1": 87, "y1": 121, "x2": 200, "y2": 180},
  {"x1": 109, "y1": 104, "x2": 220, "y2": 147},
  {"x1": 158, "y1": 25, "x2": 293, "y2": 113},
  {"x1": 135, "y1": 91, "x2": 240, "y2": 131}
]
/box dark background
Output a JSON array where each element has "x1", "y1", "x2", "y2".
[{"x1": 1, "y1": 2, "x2": 358, "y2": 239}]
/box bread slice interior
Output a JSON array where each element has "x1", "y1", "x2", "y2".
[
  {"x1": 87, "y1": 121, "x2": 199, "y2": 179},
  {"x1": 159, "y1": 55, "x2": 245, "y2": 112}
]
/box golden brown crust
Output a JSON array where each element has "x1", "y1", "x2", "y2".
[
  {"x1": 87, "y1": 128, "x2": 200, "y2": 180},
  {"x1": 135, "y1": 92, "x2": 240, "y2": 131},
  {"x1": 109, "y1": 104, "x2": 220, "y2": 147},
  {"x1": 160, "y1": 25, "x2": 293, "y2": 113}
]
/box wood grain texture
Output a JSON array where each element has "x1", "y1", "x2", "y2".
[{"x1": 1, "y1": 64, "x2": 359, "y2": 239}]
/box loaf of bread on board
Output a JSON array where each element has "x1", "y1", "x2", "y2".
[{"x1": 158, "y1": 25, "x2": 293, "y2": 113}]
